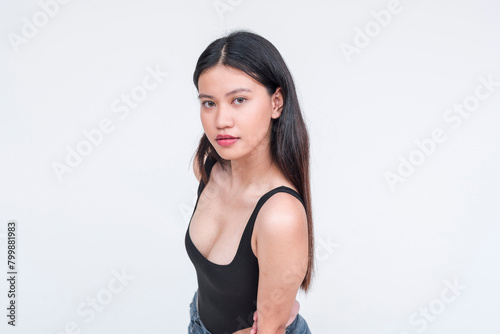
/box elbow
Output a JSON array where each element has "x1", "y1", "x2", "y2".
[
  {"x1": 275, "y1": 325, "x2": 287, "y2": 334},
  {"x1": 272, "y1": 325, "x2": 287, "y2": 334}
]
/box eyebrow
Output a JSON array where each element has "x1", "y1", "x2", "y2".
[{"x1": 198, "y1": 88, "x2": 252, "y2": 99}]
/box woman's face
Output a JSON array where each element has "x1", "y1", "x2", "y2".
[{"x1": 197, "y1": 65, "x2": 282, "y2": 161}]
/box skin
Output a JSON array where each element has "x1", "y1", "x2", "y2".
[{"x1": 193, "y1": 65, "x2": 308, "y2": 334}]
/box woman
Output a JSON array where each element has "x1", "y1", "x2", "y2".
[{"x1": 185, "y1": 30, "x2": 314, "y2": 334}]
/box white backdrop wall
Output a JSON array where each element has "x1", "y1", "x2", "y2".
[{"x1": 1, "y1": 0, "x2": 499, "y2": 333}]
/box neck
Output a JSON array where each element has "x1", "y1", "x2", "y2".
[{"x1": 225, "y1": 140, "x2": 279, "y2": 192}]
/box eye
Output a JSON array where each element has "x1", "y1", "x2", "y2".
[
  {"x1": 202, "y1": 101, "x2": 215, "y2": 108},
  {"x1": 233, "y1": 97, "x2": 246, "y2": 105}
]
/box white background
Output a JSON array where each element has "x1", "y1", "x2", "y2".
[{"x1": 1, "y1": 0, "x2": 499, "y2": 333}]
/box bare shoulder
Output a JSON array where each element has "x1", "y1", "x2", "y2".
[
  {"x1": 253, "y1": 188, "x2": 309, "y2": 286},
  {"x1": 256, "y1": 189, "x2": 308, "y2": 236}
]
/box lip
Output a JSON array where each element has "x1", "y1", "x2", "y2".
[
  {"x1": 216, "y1": 134, "x2": 238, "y2": 140},
  {"x1": 216, "y1": 134, "x2": 239, "y2": 147}
]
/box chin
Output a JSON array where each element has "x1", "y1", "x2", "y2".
[
  {"x1": 214, "y1": 152, "x2": 236, "y2": 161},
  {"x1": 213, "y1": 149, "x2": 246, "y2": 162}
]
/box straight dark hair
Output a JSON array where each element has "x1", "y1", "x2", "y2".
[{"x1": 191, "y1": 30, "x2": 314, "y2": 292}]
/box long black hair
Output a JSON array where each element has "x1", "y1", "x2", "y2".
[{"x1": 192, "y1": 30, "x2": 314, "y2": 292}]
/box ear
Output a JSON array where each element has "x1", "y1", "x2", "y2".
[{"x1": 271, "y1": 87, "x2": 284, "y2": 119}]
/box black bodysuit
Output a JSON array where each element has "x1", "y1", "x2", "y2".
[{"x1": 185, "y1": 157, "x2": 306, "y2": 334}]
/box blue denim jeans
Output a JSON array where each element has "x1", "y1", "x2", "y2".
[{"x1": 188, "y1": 289, "x2": 312, "y2": 334}]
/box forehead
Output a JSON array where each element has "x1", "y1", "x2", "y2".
[{"x1": 198, "y1": 65, "x2": 262, "y2": 94}]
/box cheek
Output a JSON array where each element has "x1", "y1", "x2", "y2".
[
  {"x1": 244, "y1": 107, "x2": 272, "y2": 142},
  {"x1": 200, "y1": 113, "x2": 212, "y2": 132}
]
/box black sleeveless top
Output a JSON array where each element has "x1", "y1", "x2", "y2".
[{"x1": 185, "y1": 157, "x2": 306, "y2": 334}]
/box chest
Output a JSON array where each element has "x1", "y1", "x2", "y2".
[{"x1": 188, "y1": 187, "x2": 260, "y2": 265}]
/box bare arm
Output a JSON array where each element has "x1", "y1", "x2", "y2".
[{"x1": 252, "y1": 193, "x2": 309, "y2": 334}]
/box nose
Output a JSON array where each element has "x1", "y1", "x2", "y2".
[{"x1": 215, "y1": 103, "x2": 234, "y2": 129}]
